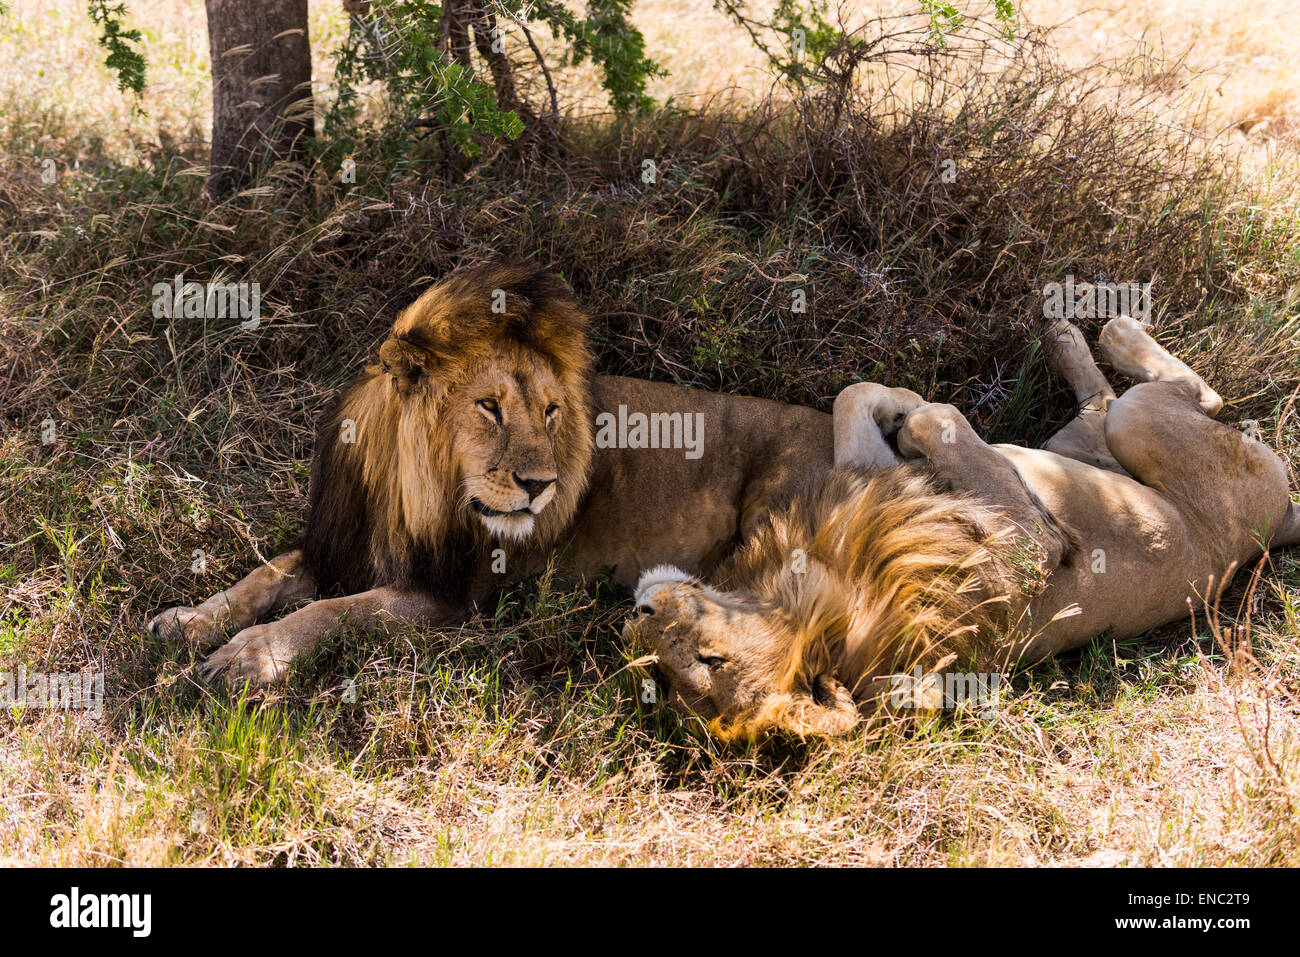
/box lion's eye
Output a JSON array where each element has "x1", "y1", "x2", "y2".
[
  {"x1": 697, "y1": 654, "x2": 726, "y2": 669},
  {"x1": 477, "y1": 398, "x2": 502, "y2": 422}
]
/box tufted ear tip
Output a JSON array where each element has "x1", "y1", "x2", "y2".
[
  {"x1": 799, "y1": 675, "x2": 861, "y2": 736},
  {"x1": 634, "y1": 564, "x2": 694, "y2": 601}
]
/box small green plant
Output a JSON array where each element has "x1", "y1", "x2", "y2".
[
  {"x1": 328, "y1": 0, "x2": 523, "y2": 165},
  {"x1": 918, "y1": 0, "x2": 1015, "y2": 43},
  {"x1": 714, "y1": 1, "x2": 1019, "y2": 85},
  {"x1": 712, "y1": 0, "x2": 853, "y2": 87},
  {"x1": 87, "y1": 1, "x2": 146, "y2": 99},
  {"x1": 919, "y1": 0, "x2": 965, "y2": 42},
  {"x1": 324, "y1": 0, "x2": 661, "y2": 173},
  {"x1": 528, "y1": 0, "x2": 661, "y2": 116}
]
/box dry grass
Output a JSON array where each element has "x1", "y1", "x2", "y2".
[
  {"x1": 1024, "y1": 0, "x2": 1300, "y2": 145},
  {"x1": 1, "y1": 0, "x2": 1299, "y2": 866}
]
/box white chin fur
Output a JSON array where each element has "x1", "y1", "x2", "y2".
[
  {"x1": 481, "y1": 513, "x2": 536, "y2": 542},
  {"x1": 634, "y1": 564, "x2": 694, "y2": 601}
]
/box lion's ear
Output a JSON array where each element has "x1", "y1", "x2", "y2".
[
  {"x1": 377, "y1": 336, "x2": 441, "y2": 392},
  {"x1": 712, "y1": 678, "x2": 860, "y2": 742},
  {"x1": 790, "y1": 675, "x2": 860, "y2": 736}
]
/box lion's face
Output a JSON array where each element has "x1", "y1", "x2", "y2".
[
  {"x1": 623, "y1": 565, "x2": 859, "y2": 739},
  {"x1": 450, "y1": 346, "x2": 568, "y2": 542},
  {"x1": 623, "y1": 566, "x2": 777, "y2": 724},
  {"x1": 355, "y1": 262, "x2": 595, "y2": 556}
]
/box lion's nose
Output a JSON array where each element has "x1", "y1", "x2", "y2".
[{"x1": 512, "y1": 472, "x2": 556, "y2": 501}]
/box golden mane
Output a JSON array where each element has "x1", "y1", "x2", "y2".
[
  {"x1": 301, "y1": 262, "x2": 595, "y2": 596},
  {"x1": 714, "y1": 465, "x2": 1029, "y2": 724}
]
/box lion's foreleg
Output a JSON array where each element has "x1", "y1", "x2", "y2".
[
  {"x1": 832, "y1": 382, "x2": 926, "y2": 471},
  {"x1": 899, "y1": 404, "x2": 1075, "y2": 573},
  {"x1": 147, "y1": 548, "x2": 317, "y2": 650},
  {"x1": 197, "y1": 587, "x2": 458, "y2": 688}
]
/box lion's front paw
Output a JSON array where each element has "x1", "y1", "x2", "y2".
[
  {"x1": 197, "y1": 624, "x2": 292, "y2": 690},
  {"x1": 147, "y1": 605, "x2": 228, "y2": 651},
  {"x1": 897, "y1": 402, "x2": 970, "y2": 460}
]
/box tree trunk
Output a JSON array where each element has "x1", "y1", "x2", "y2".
[{"x1": 204, "y1": 0, "x2": 314, "y2": 196}]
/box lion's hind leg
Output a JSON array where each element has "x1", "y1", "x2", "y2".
[
  {"x1": 832, "y1": 382, "x2": 925, "y2": 472},
  {"x1": 1098, "y1": 319, "x2": 1293, "y2": 557},
  {"x1": 147, "y1": 547, "x2": 317, "y2": 651},
  {"x1": 1041, "y1": 318, "x2": 1127, "y2": 474},
  {"x1": 1099, "y1": 316, "x2": 1222, "y2": 415},
  {"x1": 1095, "y1": 316, "x2": 1235, "y2": 494},
  {"x1": 1045, "y1": 318, "x2": 1116, "y2": 411}
]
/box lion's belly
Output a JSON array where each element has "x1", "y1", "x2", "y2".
[{"x1": 989, "y1": 446, "x2": 1214, "y2": 660}]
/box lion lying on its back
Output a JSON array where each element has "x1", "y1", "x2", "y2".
[
  {"x1": 626, "y1": 318, "x2": 1300, "y2": 741},
  {"x1": 149, "y1": 262, "x2": 832, "y2": 686}
]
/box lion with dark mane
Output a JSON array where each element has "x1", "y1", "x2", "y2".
[
  {"x1": 149, "y1": 262, "x2": 831, "y2": 685},
  {"x1": 627, "y1": 318, "x2": 1300, "y2": 741}
]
